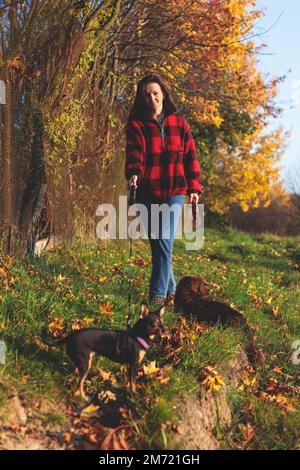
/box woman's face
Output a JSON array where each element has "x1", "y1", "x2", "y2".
[{"x1": 143, "y1": 82, "x2": 164, "y2": 114}]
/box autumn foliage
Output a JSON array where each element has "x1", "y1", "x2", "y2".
[
  {"x1": 0, "y1": 0, "x2": 288, "y2": 251},
  {"x1": 156, "y1": 0, "x2": 287, "y2": 213}
]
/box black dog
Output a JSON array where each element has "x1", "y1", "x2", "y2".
[
  {"x1": 45, "y1": 303, "x2": 165, "y2": 400},
  {"x1": 175, "y1": 276, "x2": 265, "y2": 364}
]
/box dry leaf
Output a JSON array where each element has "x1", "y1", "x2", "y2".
[
  {"x1": 98, "y1": 390, "x2": 117, "y2": 403},
  {"x1": 98, "y1": 303, "x2": 114, "y2": 315},
  {"x1": 81, "y1": 404, "x2": 100, "y2": 420},
  {"x1": 200, "y1": 366, "x2": 225, "y2": 393},
  {"x1": 98, "y1": 368, "x2": 116, "y2": 384},
  {"x1": 143, "y1": 361, "x2": 160, "y2": 376},
  {"x1": 272, "y1": 306, "x2": 279, "y2": 317},
  {"x1": 239, "y1": 423, "x2": 255, "y2": 443}
]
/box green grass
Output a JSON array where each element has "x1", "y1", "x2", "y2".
[{"x1": 0, "y1": 228, "x2": 299, "y2": 449}]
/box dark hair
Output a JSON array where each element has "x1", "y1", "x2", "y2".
[{"x1": 128, "y1": 74, "x2": 177, "y2": 120}]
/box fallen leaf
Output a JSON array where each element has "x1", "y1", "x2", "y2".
[
  {"x1": 98, "y1": 390, "x2": 117, "y2": 403},
  {"x1": 134, "y1": 259, "x2": 146, "y2": 266},
  {"x1": 102, "y1": 427, "x2": 130, "y2": 451},
  {"x1": 48, "y1": 316, "x2": 65, "y2": 337},
  {"x1": 98, "y1": 368, "x2": 116, "y2": 384},
  {"x1": 143, "y1": 361, "x2": 160, "y2": 376},
  {"x1": 272, "y1": 306, "x2": 279, "y2": 317},
  {"x1": 81, "y1": 404, "x2": 100, "y2": 420},
  {"x1": 55, "y1": 274, "x2": 67, "y2": 282},
  {"x1": 239, "y1": 422, "x2": 256, "y2": 443},
  {"x1": 98, "y1": 302, "x2": 114, "y2": 315},
  {"x1": 260, "y1": 392, "x2": 295, "y2": 413},
  {"x1": 200, "y1": 366, "x2": 225, "y2": 393}
]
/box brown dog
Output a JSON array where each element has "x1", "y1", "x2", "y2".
[{"x1": 174, "y1": 276, "x2": 265, "y2": 364}]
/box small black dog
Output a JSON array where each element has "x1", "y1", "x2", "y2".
[{"x1": 44, "y1": 303, "x2": 165, "y2": 400}]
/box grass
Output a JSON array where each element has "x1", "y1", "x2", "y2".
[{"x1": 0, "y1": 227, "x2": 299, "y2": 450}]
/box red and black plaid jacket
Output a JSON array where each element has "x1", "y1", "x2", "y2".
[{"x1": 125, "y1": 112, "x2": 203, "y2": 202}]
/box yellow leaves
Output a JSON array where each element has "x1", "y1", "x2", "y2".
[
  {"x1": 7, "y1": 56, "x2": 26, "y2": 73},
  {"x1": 239, "y1": 367, "x2": 257, "y2": 390},
  {"x1": 98, "y1": 368, "x2": 116, "y2": 385},
  {"x1": 207, "y1": 128, "x2": 288, "y2": 215},
  {"x1": 157, "y1": 375, "x2": 171, "y2": 386},
  {"x1": 0, "y1": 261, "x2": 17, "y2": 291},
  {"x1": 192, "y1": 96, "x2": 223, "y2": 127},
  {"x1": 48, "y1": 316, "x2": 65, "y2": 337},
  {"x1": 239, "y1": 200, "x2": 249, "y2": 213},
  {"x1": 242, "y1": 375, "x2": 257, "y2": 387},
  {"x1": 248, "y1": 289, "x2": 281, "y2": 321},
  {"x1": 98, "y1": 390, "x2": 117, "y2": 404},
  {"x1": 98, "y1": 276, "x2": 108, "y2": 283},
  {"x1": 98, "y1": 302, "x2": 115, "y2": 316},
  {"x1": 65, "y1": 292, "x2": 77, "y2": 302},
  {"x1": 174, "y1": 64, "x2": 187, "y2": 75},
  {"x1": 260, "y1": 392, "x2": 295, "y2": 414},
  {"x1": 249, "y1": 291, "x2": 263, "y2": 309},
  {"x1": 4, "y1": 256, "x2": 13, "y2": 268},
  {"x1": 272, "y1": 306, "x2": 280, "y2": 318},
  {"x1": 0, "y1": 267, "x2": 7, "y2": 278},
  {"x1": 213, "y1": 114, "x2": 223, "y2": 128},
  {"x1": 184, "y1": 322, "x2": 205, "y2": 344},
  {"x1": 200, "y1": 366, "x2": 225, "y2": 393},
  {"x1": 70, "y1": 317, "x2": 95, "y2": 330},
  {"x1": 55, "y1": 274, "x2": 67, "y2": 283},
  {"x1": 143, "y1": 361, "x2": 160, "y2": 376},
  {"x1": 81, "y1": 404, "x2": 100, "y2": 420}
]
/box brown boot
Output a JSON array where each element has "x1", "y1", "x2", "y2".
[
  {"x1": 149, "y1": 296, "x2": 166, "y2": 308},
  {"x1": 165, "y1": 293, "x2": 175, "y2": 308}
]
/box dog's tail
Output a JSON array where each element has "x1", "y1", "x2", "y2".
[
  {"x1": 242, "y1": 323, "x2": 265, "y2": 365},
  {"x1": 216, "y1": 308, "x2": 265, "y2": 365},
  {"x1": 209, "y1": 305, "x2": 265, "y2": 366}
]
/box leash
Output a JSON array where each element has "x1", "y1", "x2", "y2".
[
  {"x1": 126, "y1": 185, "x2": 137, "y2": 330},
  {"x1": 192, "y1": 197, "x2": 198, "y2": 232},
  {"x1": 126, "y1": 191, "x2": 197, "y2": 328}
]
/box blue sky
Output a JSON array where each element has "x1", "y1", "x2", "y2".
[{"x1": 254, "y1": 0, "x2": 300, "y2": 187}]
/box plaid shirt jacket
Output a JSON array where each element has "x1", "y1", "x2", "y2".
[{"x1": 125, "y1": 112, "x2": 203, "y2": 202}]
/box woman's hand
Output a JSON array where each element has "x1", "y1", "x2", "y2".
[
  {"x1": 189, "y1": 193, "x2": 199, "y2": 204},
  {"x1": 128, "y1": 175, "x2": 138, "y2": 189}
]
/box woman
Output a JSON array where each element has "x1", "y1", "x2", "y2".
[{"x1": 125, "y1": 74, "x2": 202, "y2": 307}]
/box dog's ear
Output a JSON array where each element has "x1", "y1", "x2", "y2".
[
  {"x1": 140, "y1": 303, "x2": 150, "y2": 318},
  {"x1": 158, "y1": 306, "x2": 165, "y2": 317}
]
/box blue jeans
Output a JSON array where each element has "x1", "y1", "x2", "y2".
[{"x1": 141, "y1": 195, "x2": 185, "y2": 298}]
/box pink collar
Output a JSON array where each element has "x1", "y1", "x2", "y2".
[{"x1": 135, "y1": 337, "x2": 150, "y2": 350}]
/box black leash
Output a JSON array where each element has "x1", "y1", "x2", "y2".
[
  {"x1": 126, "y1": 191, "x2": 196, "y2": 329},
  {"x1": 126, "y1": 185, "x2": 137, "y2": 330},
  {"x1": 192, "y1": 197, "x2": 198, "y2": 232}
]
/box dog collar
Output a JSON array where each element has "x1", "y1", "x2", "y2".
[{"x1": 135, "y1": 336, "x2": 150, "y2": 350}]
